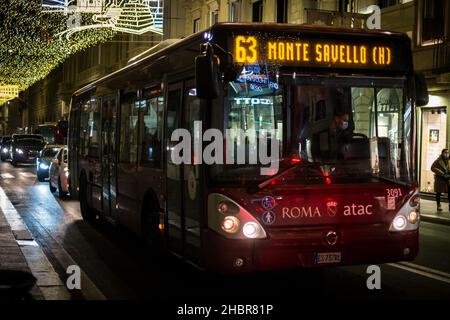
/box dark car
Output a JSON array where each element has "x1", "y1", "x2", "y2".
[
  {"x1": 0, "y1": 136, "x2": 12, "y2": 161},
  {"x1": 10, "y1": 134, "x2": 46, "y2": 166},
  {"x1": 36, "y1": 144, "x2": 63, "y2": 182}
]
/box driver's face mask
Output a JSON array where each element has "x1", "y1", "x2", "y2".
[{"x1": 340, "y1": 121, "x2": 349, "y2": 130}]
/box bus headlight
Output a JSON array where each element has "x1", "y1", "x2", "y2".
[
  {"x1": 393, "y1": 216, "x2": 407, "y2": 231},
  {"x1": 208, "y1": 193, "x2": 267, "y2": 239},
  {"x1": 2, "y1": 148, "x2": 8, "y2": 153},
  {"x1": 16, "y1": 148, "x2": 24, "y2": 154},
  {"x1": 389, "y1": 190, "x2": 420, "y2": 232},
  {"x1": 243, "y1": 222, "x2": 263, "y2": 238},
  {"x1": 221, "y1": 216, "x2": 240, "y2": 233}
]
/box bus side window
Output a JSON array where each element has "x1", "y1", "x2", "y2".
[
  {"x1": 141, "y1": 95, "x2": 164, "y2": 167},
  {"x1": 87, "y1": 97, "x2": 101, "y2": 159},
  {"x1": 119, "y1": 91, "x2": 139, "y2": 164}
]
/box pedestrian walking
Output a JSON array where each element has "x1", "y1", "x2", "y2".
[{"x1": 431, "y1": 148, "x2": 450, "y2": 211}]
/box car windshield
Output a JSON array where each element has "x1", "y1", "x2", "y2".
[
  {"x1": 14, "y1": 138, "x2": 44, "y2": 146},
  {"x1": 42, "y1": 148, "x2": 60, "y2": 158},
  {"x1": 209, "y1": 75, "x2": 412, "y2": 185}
]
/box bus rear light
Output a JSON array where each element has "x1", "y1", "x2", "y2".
[
  {"x1": 221, "y1": 216, "x2": 240, "y2": 233},
  {"x1": 208, "y1": 193, "x2": 267, "y2": 239}
]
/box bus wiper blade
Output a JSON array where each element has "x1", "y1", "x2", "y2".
[{"x1": 247, "y1": 162, "x2": 304, "y2": 194}]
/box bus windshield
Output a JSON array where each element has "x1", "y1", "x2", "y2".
[{"x1": 210, "y1": 75, "x2": 413, "y2": 185}]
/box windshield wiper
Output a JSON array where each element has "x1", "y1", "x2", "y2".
[{"x1": 247, "y1": 162, "x2": 304, "y2": 194}]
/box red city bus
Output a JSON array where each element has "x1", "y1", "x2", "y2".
[
  {"x1": 68, "y1": 23, "x2": 428, "y2": 273},
  {"x1": 35, "y1": 121, "x2": 68, "y2": 145}
]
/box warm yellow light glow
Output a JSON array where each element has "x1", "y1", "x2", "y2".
[
  {"x1": 235, "y1": 36, "x2": 258, "y2": 63},
  {"x1": 233, "y1": 36, "x2": 393, "y2": 68}
]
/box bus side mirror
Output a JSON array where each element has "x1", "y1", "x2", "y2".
[
  {"x1": 195, "y1": 43, "x2": 220, "y2": 99},
  {"x1": 414, "y1": 72, "x2": 429, "y2": 106}
]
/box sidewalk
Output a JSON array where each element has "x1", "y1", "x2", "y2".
[
  {"x1": 420, "y1": 198, "x2": 450, "y2": 226},
  {"x1": 0, "y1": 208, "x2": 43, "y2": 299},
  {"x1": 0, "y1": 187, "x2": 71, "y2": 300}
]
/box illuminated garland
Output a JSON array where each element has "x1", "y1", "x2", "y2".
[{"x1": 0, "y1": 0, "x2": 116, "y2": 104}]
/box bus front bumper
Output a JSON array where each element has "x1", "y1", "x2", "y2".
[{"x1": 203, "y1": 226, "x2": 418, "y2": 274}]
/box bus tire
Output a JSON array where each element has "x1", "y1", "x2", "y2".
[
  {"x1": 79, "y1": 175, "x2": 96, "y2": 222},
  {"x1": 142, "y1": 194, "x2": 161, "y2": 251}
]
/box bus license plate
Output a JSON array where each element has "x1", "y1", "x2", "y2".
[{"x1": 315, "y1": 252, "x2": 341, "y2": 264}]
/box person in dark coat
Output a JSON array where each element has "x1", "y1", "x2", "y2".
[{"x1": 431, "y1": 149, "x2": 450, "y2": 211}]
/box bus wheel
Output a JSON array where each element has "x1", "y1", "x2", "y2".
[
  {"x1": 79, "y1": 175, "x2": 96, "y2": 222},
  {"x1": 142, "y1": 200, "x2": 161, "y2": 250}
]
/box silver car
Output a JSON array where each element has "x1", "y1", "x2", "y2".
[{"x1": 49, "y1": 147, "x2": 69, "y2": 198}]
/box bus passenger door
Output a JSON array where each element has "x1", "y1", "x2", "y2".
[
  {"x1": 101, "y1": 95, "x2": 118, "y2": 219},
  {"x1": 165, "y1": 84, "x2": 183, "y2": 254},
  {"x1": 182, "y1": 83, "x2": 202, "y2": 265}
]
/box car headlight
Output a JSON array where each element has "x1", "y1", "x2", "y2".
[
  {"x1": 39, "y1": 163, "x2": 49, "y2": 170},
  {"x1": 16, "y1": 148, "x2": 24, "y2": 154},
  {"x1": 2, "y1": 148, "x2": 8, "y2": 153}
]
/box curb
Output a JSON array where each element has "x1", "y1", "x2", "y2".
[{"x1": 420, "y1": 214, "x2": 450, "y2": 226}]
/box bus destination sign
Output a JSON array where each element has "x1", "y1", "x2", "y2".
[{"x1": 233, "y1": 35, "x2": 395, "y2": 69}]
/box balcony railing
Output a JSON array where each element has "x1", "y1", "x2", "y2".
[
  {"x1": 432, "y1": 37, "x2": 450, "y2": 74},
  {"x1": 305, "y1": 9, "x2": 369, "y2": 29}
]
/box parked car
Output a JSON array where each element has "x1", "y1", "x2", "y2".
[
  {"x1": 0, "y1": 136, "x2": 12, "y2": 161},
  {"x1": 36, "y1": 145, "x2": 64, "y2": 182},
  {"x1": 49, "y1": 147, "x2": 69, "y2": 198},
  {"x1": 10, "y1": 134, "x2": 46, "y2": 166}
]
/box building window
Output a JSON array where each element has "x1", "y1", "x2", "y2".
[
  {"x1": 210, "y1": 10, "x2": 219, "y2": 26},
  {"x1": 230, "y1": 1, "x2": 240, "y2": 22},
  {"x1": 277, "y1": 0, "x2": 288, "y2": 23},
  {"x1": 193, "y1": 18, "x2": 200, "y2": 33},
  {"x1": 378, "y1": 0, "x2": 400, "y2": 9},
  {"x1": 252, "y1": 0, "x2": 263, "y2": 22},
  {"x1": 421, "y1": 0, "x2": 446, "y2": 44}
]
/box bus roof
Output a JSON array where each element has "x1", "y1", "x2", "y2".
[{"x1": 72, "y1": 23, "x2": 411, "y2": 97}]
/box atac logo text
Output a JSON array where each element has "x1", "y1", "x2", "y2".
[
  {"x1": 282, "y1": 206, "x2": 321, "y2": 219},
  {"x1": 343, "y1": 204, "x2": 373, "y2": 216}
]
